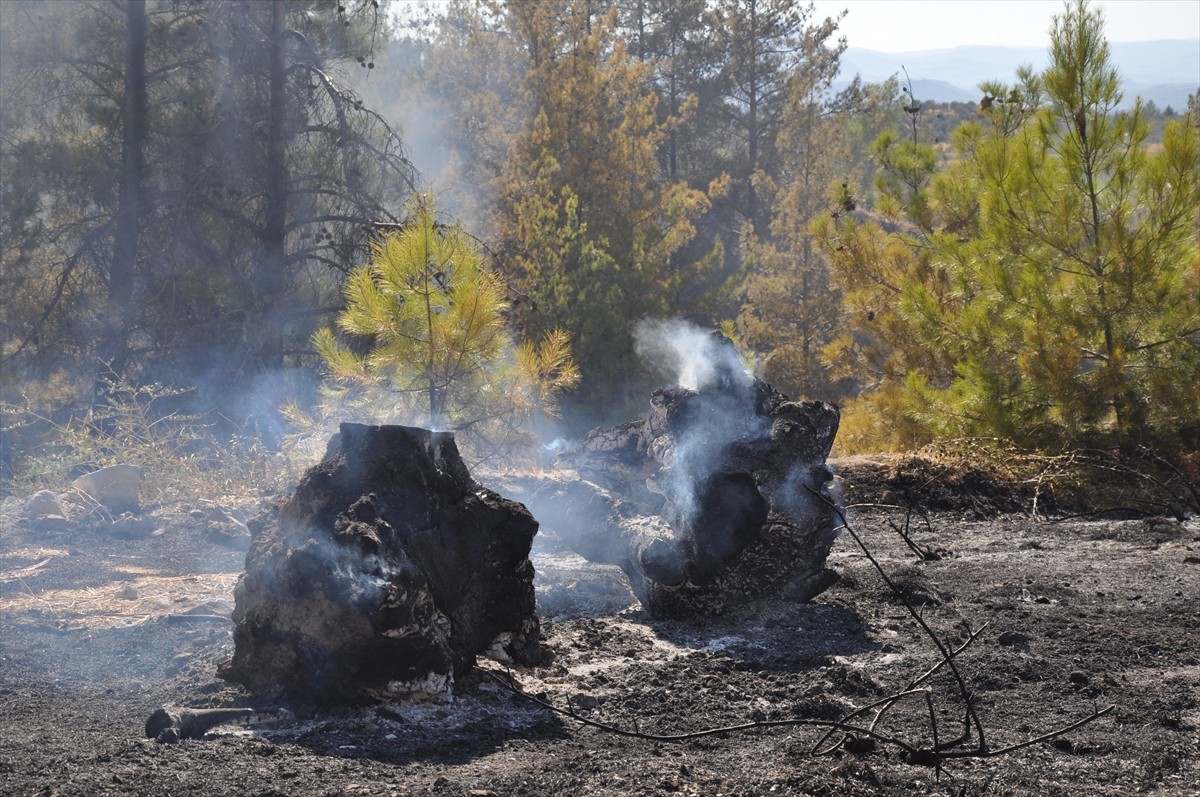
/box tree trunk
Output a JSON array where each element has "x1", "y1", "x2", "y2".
[
  {"x1": 99, "y1": 0, "x2": 146, "y2": 393},
  {"x1": 746, "y1": 0, "x2": 759, "y2": 231},
  {"x1": 256, "y1": 0, "x2": 288, "y2": 375}
]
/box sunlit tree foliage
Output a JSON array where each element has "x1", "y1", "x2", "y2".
[
  {"x1": 816, "y1": 0, "x2": 1200, "y2": 450},
  {"x1": 313, "y1": 197, "x2": 579, "y2": 463}
]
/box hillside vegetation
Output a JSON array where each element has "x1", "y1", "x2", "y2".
[{"x1": 1, "y1": 0, "x2": 1196, "y2": 491}]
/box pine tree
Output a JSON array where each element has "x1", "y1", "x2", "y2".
[
  {"x1": 810, "y1": 107, "x2": 958, "y2": 451},
  {"x1": 313, "y1": 197, "x2": 579, "y2": 462},
  {"x1": 709, "y1": 0, "x2": 825, "y2": 233},
  {"x1": 492, "y1": 0, "x2": 719, "y2": 425},
  {"x1": 922, "y1": 1, "x2": 1198, "y2": 444},
  {"x1": 816, "y1": 0, "x2": 1200, "y2": 450},
  {"x1": 0, "y1": 1, "x2": 415, "y2": 430},
  {"x1": 735, "y1": 9, "x2": 856, "y2": 401}
]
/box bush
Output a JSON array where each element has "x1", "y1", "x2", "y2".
[{"x1": 2, "y1": 374, "x2": 290, "y2": 503}]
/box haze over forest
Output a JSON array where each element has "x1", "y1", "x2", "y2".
[
  {"x1": 1, "y1": 0, "x2": 1197, "y2": 487},
  {"x1": 836, "y1": 39, "x2": 1200, "y2": 108}
]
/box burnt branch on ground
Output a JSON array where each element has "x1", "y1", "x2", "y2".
[
  {"x1": 477, "y1": 666, "x2": 926, "y2": 756},
  {"x1": 847, "y1": 502, "x2": 943, "y2": 561},
  {"x1": 482, "y1": 492, "x2": 1115, "y2": 776},
  {"x1": 144, "y1": 706, "x2": 292, "y2": 744},
  {"x1": 810, "y1": 622, "x2": 990, "y2": 757},
  {"x1": 819, "y1": 492, "x2": 987, "y2": 771},
  {"x1": 817, "y1": 491, "x2": 1114, "y2": 772}
]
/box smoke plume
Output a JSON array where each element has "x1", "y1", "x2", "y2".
[
  {"x1": 633, "y1": 319, "x2": 753, "y2": 392},
  {"x1": 633, "y1": 320, "x2": 767, "y2": 526}
]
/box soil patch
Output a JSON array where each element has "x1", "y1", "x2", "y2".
[{"x1": 1, "y1": 462, "x2": 1198, "y2": 796}]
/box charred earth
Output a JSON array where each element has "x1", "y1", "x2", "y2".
[{"x1": 1, "y1": 452, "x2": 1198, "y2": 795}]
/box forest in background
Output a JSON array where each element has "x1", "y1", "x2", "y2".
[{"x1": 1, "y1": 0, "x2": 1197, "y2": 488}]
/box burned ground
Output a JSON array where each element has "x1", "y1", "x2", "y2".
[{"x1": 1, "y1": 459, "x2": 1198, "y2": 796}]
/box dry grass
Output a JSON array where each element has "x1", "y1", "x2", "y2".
[
  {"x1": 0, "y1": 557, "x2": 239, "y2": 631},
  {"x1": 2, "y1": 374, "x2": 299, "y2": 506},
  {"x1": 834, "y1": 437, "x2": 1200, "y2": 519}
]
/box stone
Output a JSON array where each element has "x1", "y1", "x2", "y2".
[
  {"x1": 104, "y1": 514, "x2": 156, "y2": 540},
  {"x1": 220, "y1": 423, "x2": 540, "y2": 703},
  {"x1": 25, "y1": 489, "x2": 66, "y2": 520},
  {"x1": 33, "y1": 514, "x2": 72, "y2": 532},
  {"x1": 205, "y1": 507, "x2": 252, "y2": 549},
  {"x1": 24, "y1": 490, "x2": 72, "y2": 530},
  {"x1": 69, "y1": 464, "x2": 142, "y2": 511}
]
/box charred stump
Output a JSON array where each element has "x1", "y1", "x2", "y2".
[
  {"x1": 220, "y1": 423, "x2": 540, "y2": 703},
  {"x1": 502, "y1": 339, "x2": 842, "y2": 619}
]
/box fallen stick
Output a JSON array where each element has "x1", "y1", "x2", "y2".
[
  {"x1": 477, "y1": 666, "x2": 919, "y2": 753},
  {"x1": 162, "y1": 613, "x2": 228, "y2": 624},
  {"x1": 144, "y1": 706, "x2": 288, "y2": 743}
]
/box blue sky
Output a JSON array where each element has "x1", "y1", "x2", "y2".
[{"x1": 808, "y1": 0, "x2": 1200, "y2": 51}]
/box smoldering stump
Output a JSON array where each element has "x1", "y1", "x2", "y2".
[
  {"x1": 219, "y1": 423, "x2": 540, "y2": 702},
  {"x1": 498, "y1": 337, "x2": 843, "y2": 619}
]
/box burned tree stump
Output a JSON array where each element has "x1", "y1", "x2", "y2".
[
  {"x1": 501, "y1": 335, "x2": 842, "y2": 619},
  {"x1": 220, "y1": 423, "x2": 540, "y2": 702}
]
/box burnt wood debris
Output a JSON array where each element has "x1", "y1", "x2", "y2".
[
  {"x1": 218, "y1": 333, "x2": 842, "y2": 702},
  {"x1": 144, "y1": 707, "x2": 287, "y2": 744},
  {"x1": 219, "y1": 423, "x2": 541, "y2": 703},
  {"x1": 501, "y1": 333, "x2": 843, "y2": 618}
]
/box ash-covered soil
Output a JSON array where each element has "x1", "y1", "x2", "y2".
[{"x1": 1, "y1": 461, "x2": 1198, "y2": 796}]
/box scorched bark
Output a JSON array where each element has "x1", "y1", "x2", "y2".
[
  {"x1": 220, "y1": 423, "x2": 540, "y2": 702},
  {"x1": 504, "y1": 363, "x2": 843, "y2": 618}
]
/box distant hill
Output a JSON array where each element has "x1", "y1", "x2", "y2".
[
  {"x1": 839, "y1": 39, "x2": 1199, "y2": 110},
  {"x1": 904, "y1": 79, "x2": 977, "y2": 104}
]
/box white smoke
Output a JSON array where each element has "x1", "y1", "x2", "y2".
[
  {"x1": 631, "y1": 319, "x2": 768, "y2": 528},
  {"x1": 541, "y1": 437, "x2": 575, "y2": 455},
  {"x1": 632, "y1": 319, "x2": 752, "y2": 391}
]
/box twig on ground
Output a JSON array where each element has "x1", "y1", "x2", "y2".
[
  {"x1": 814, "y1": 487, "x2": 989, "y2": 755},
  {"x1": 812, "y1": 487, "x2": 1114, "y2": 768},
  {"x1": 888, "y1": 505, "x2": 941, "y2": 561},
  {"x1": 476, "y1": 666, "x2": 919, "y2": 753},
  {"x1": 933, "y1": 704, "x2": 1114, "y2": 760},
  {"x1": 163, "y1": 613, "x2": 228, "y2": 624},
  {"x1": 810, "y1": 622, "x2": 989, "y2": 757}
]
